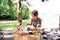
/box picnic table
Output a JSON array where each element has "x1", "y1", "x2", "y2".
[{"x1": 14, "y1": 30, "x2": 42, "y2": 40}]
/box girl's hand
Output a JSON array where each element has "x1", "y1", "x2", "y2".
[
  {"x1": 37, "y1": 22, "x2": 42, "y2": 27},
  {"x1": 37, "y1": 24, "x2": 40, "y2": 27},
  {"x1": 37, "y1": 23, "x2": 41, "y2": 27}
]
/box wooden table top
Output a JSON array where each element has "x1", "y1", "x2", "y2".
[{"x1": 14, "y1": 31, "x2": 42, "y2": 40}]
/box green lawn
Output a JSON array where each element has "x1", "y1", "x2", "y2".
[
  {"x1": 0, "y1": 20, "x2": 27, "y2": 30},
  {"x1": 0, "y1": 21, "x2": 17, "y2": 30}
]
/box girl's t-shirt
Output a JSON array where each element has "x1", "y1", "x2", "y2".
[{"x1": 28, "y1": 17, "x2": 42, "y2": 27}]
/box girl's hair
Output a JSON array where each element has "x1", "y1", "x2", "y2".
[{"x1": 32, "y1": 10, "x2": 38, "y2": 16}]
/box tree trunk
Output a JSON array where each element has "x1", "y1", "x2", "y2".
[{"x1": 17, "y1": 0, "x2": 22, "y2": 27}]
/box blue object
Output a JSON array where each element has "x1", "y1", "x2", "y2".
[{"x1": 25, "y1": 27, "x2": 30, "y2": 31}]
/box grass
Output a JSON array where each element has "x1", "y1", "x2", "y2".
[
  {"x1": 0, "y1": 22, "x2": 17, "y2": 30},
  {"x1": 0, "y1": 20, "x2": 27, "y2": 30},
  {"x1": 22, "y1": 20, "x2": 28, "y2": 27}
]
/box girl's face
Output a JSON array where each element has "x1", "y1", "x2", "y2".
[{"x1": 32, "y1": 14, "x2": 38, "y2": 20}]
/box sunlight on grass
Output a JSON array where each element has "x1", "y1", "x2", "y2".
[
  {"x1": 22, "y1": 20, "x2": 28, "y2": 27},
  {"x1": 0, "y1": 21, "x2": 17, "y2": 30},
  {"x1": 0, "y1": 20, "x2": 28, "y2": 30}
]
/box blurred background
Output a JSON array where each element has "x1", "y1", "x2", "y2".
[
  {"x1": 0, "y1": 0, "x2": 30, "y2": 40},
  {"x1": 0, "y1": 0, "x2": 31, "y2": 30},
  {"x1": 0, "y1": 0, "x2": 60, "y2": 40}
]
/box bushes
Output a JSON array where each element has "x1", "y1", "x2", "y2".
[
  {"x1": 22, "y1": 4, "x2": 30, "y2": 20},
  {"x1": 0, "y1": 5, "x2": 10, "y2": 20},
  {"x1": 0, "y1": 2, "x2": 18, "y2": 20},
  {"x1": 0, "y1": 0, "x2": 30, "y2": 20},
  {"x1": 8, "y1": 7, "x2": 18, "y2": 20}
]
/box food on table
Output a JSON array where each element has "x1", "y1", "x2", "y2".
[
  {"x1": 19, "y1": 25, "x2": 42, "y2": 35},
  {"x1": 28, "y1": 31, "x2": 34, "y2": 34}
]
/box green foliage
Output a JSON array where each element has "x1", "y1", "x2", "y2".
[
  {"x1": 0, "y1": 4, "x2": 10, "y2": 19},
  {"x1": 0, "y1": 0, "x2": 2, "y2": 4},
  {"x1": 0, "y1": 0, "x2": 30, "y2": 20},
  {"x1": 22, "y1": 4, "x2": 30, "y2": 20},
  {"x1": 0, "y1": 0, "x2": 18, "y2": 20}
]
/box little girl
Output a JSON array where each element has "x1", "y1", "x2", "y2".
[{"x1": 27, "y1": 10, "x2": 42, "y2": 28}]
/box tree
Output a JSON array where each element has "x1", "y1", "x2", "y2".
[
  {"x1": 17, "y1": 0, "x2": 22, "y2": 27},
  {"x1": 17, "y1": 0, "x2": 31, "y2": 27}
]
